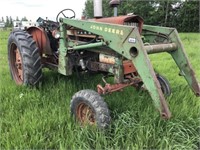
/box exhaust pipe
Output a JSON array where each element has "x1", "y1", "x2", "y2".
[
  {"x1": 109, "y1": 0, "x2": 120, "y2": 17},
  {"x1": 94, "y1": 0, "x2": 103, "y2": 18}
]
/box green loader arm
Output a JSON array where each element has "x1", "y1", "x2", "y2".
[
  {"x1": 143, "y1": 25, "x2": 200, "y2": 96},
  {"x1": 58, "y1": 18, "x2": 200, "y2": 119}
]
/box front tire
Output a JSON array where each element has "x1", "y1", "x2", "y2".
[
  {"x1": 70, "y1": 90, "x2": 111, "y2": 129},
  {"x1": 8, "y1": 30, "x2": 42, "y2": 85},
  {"x1": 156, "y1": 74, "x2": 171, "y2": 97},
  {"x1": 138, "y1": 74, "x2": 171, "y2": 97}
]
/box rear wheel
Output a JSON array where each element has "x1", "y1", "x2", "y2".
[
  {"x1": 70, "y1": 90, "x2": 111, "y2": 129},
  {"x1": 8, "y1": 30, "x2": 42, "y2": 85}
]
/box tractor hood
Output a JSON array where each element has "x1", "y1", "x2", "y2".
[{"x1": 92, "y1": 15, "x2": 144, "y2": 34}]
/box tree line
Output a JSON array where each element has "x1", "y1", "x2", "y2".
[
  {"x1": 0, "y1": 16, "x2": 28, "y2": 27},
  {"x1": 83, "y1": 0, "x2": 199, "y2": 32}
]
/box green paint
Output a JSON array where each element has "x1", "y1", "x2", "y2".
[
  {"x1": 114, "y1": 57, "x2": 123, "y2": 83},
  {"x1": 69, "y1": 41, "x2": 106, "y2": 50},
  {"x1": 57, "y1": 18, "x2": 199, "y2": 117},
  {"x1": 58, "y1": 23, "x2": 69, "y2": 75},
  {"x1": 58, "y1": 18, "x2": 169, "y2": 116},
  {"x1": 143, "y1": 25, "x2": 200, "y2": 95}
]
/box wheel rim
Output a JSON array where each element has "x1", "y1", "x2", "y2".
[
  {"x1": 10, "y1": 43, "x2": 23, "y2": 84},
  {"x1": 76, "y1": 102, "x2": 95, "y2": 125}
]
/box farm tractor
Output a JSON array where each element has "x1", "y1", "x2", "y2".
[{"x1": 8, "y1": 0, "x2": 200, "y2": 128}]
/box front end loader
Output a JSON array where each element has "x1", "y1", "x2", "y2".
[{"x1": 7, "y1": 0, "x2": 200, "y2": 128}]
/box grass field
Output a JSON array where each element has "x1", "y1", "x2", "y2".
[{"x1": 0, "y1": 30, "x2": 200, "y2": 149}]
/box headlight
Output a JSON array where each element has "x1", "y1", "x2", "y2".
[
  {"x1": 52, "y1": 30, "x2": 60, "y2": 39},
  {"x1": 54, "y1": 31, "x2": 60, "y2": 39}
]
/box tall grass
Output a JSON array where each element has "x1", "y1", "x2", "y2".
[{"x1": 0, "y1": 30, "x2": 200, "y2": 149}]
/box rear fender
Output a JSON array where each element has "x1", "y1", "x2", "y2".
[{"x1": 27, "y1": 27, "x2": 52, "y2": 55}]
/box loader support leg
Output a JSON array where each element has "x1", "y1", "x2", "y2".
[
  {"x1": 58, "y1": 23, "x2": 72, "y2": 76},
  {"x1": 130, "y1": 38, "x2": 171, "y2": 119},
  {"x1": 143, "y1": 25, "x2": 200, "y2": 97},
  {"x1": 169, "y1": 30, "x2": 200, "y2": 96}
]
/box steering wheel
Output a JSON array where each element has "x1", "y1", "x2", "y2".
[{"x1": 56, "y1": 9, "x2": 76, "y2": 22}]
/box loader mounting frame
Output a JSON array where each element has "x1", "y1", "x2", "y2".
[{"x1": 57, "y1": 17, "x2": 200, "y2": 119}]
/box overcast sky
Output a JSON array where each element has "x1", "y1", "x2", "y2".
[{"x1": 0, "y1": 0, "x2": 86, "y2": 22}]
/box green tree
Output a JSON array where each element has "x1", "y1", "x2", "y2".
[
  {"x1": 152, "y1": 0, "x2": 182, "y2": 26},
  {"x1": 83, "y1": 0, "x2": 113, "y2": 18},
  {"x1": 5, "y1": 16, "x2": 9, "y2": 27},
  {"x1": 83, "y1": 0, "x2": 199, "y2": 32},
  {"x1": 175, "y1": 1, "x2": 199, "y2": 32},
  {"x1": 83, "y1": 0, "x2": 93, "y2": 18},
  {"x1": 21, "y1": 16, "x2": 28, "y2": 21},
  {"x1": 9, "y1": 16, "x2": 13, "y2": 27},
  {"x1": 83, "y1": 0, "x2": 160, "y2": 23},
  {"x1": 1, "y1": 17, "x2": 4, "y2": 22},
  {"x1": 118, "y1": 1, "x2": 156, "y2": 25},
  {"x1": 16, "y1": 16, "x2": 19, "y2": 21}
]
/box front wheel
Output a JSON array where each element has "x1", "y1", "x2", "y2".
[
  {"x1": 70, "y1": 90, "x2": 111, "y2": 129},
  {"x1": 156, "y1": 74, "x2": 171, "y2": 97},
  {"x1": 8, "y1": 30, "x2": 42, "y2": 85},
  {"x1": 138, "y1": 74, "x2": 171, "y2": 97}
]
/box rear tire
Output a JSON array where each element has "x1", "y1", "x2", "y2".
[
  {"x1": 8, "y1": 30, "x2": 42, "y2": 85},
  {"x1": 70, "y1": 90, "x2": 111, "y2": 129}
]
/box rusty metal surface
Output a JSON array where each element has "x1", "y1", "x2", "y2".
[
  {"x1": 61, "y1": 18, "x2": 172, "y2": 119},
  {"x1": 109, "y1": 0, "x2": 120, "y2": 6},
  {"x1": 143, "y1": 25, "x2": 200, "y2": 97},
  {"x1": 123, "y1": 60, "x2": 136, "y2": 74},
  {"x1": 97, "y1": 77, "x2": 141, "y2": 95},
  {"x1": 92, "y1": 15, "x2": 144, "y2": 33},
  {"x1": 27, "y1": 27, "x2": 52, "y2": 55},
  {"x1": 97, "y1": 83, "x2": 126, "y2": 94},
  {"x1": 9, "y1": 43, "x2": 23, "y2": 85},
  {"x1": 76, "y1": 103, "x2": 95, "y2": 125},
  {"x1": 145, "y1": 43, "x2": 177, "y2": 54},
  {"x1": 190, "y1": 70, "x2": 200, "y2": 96},
  {"x1": 15, "y1": 48, "x2": 23, "y2": 82}
]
